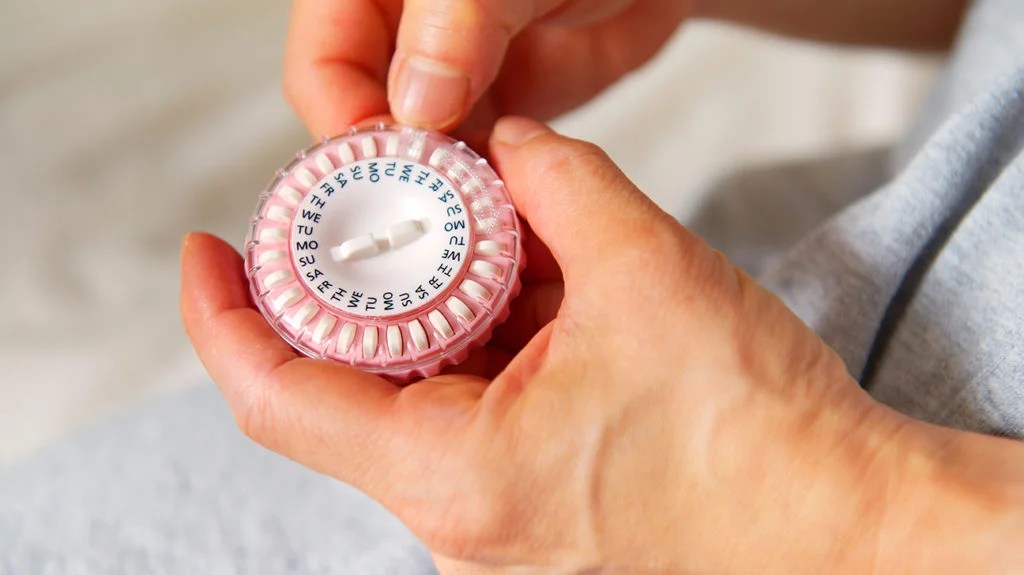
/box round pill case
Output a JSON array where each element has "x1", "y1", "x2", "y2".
[{"x1": 244, "y1": 124, "x2": 524, "y2": 382}]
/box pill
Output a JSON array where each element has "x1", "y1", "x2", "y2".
[
  {"x1": 408, "y1": 319, "x2": 428, "y2": 351},
  {"x1": 311, "y1": 315, "x2": 336, "y2": 345},
  {"x1": 387, "y1": 326, "x2": 403, "y2": 357},
  {"x1": 286, "y1": 302, "x2": 317, "y2": 330},
  {"x1": 471, "y1": 196, "x2": 494, "y2": 212},
  {"x1": 294, "y1": 167, "x2": 316, "y2": 187},
  {"x1": 259, "y1": 227, "x2": 287, "y2": 243},
  {"x1": 428, "y1": 310, "x2": 454, "y2": 339},
  {"x1": 385, "y1": 134, "x2": 399, "y2": 157},
  {"x1": 315, "y1": 153, "x2": 334, "y2": 174},
  {"x1": 470, "y1": 260, "x2": 501, "y2": 280},
  {"x1": 266, "y1": 206, "x2": 294, "y2": 223},
  {"x1": 475, "y1": 217, "x2": 499, "y2": 234},
  {"x1": 446, "y1": 297, "x2": 475, "y2": 323},
  {"x1": 337, "y1": 142, "x2": 355, "y2": 165},
  {"x1": 337, "y1": 323, "x2": 356, "y2": 353},
  {"x1": 263, "y1": 269, "x2": 294, "y2": 288},
  {"x1": 460, "y1": 279, "x2": 491, "y2": 302},
  {"x1": 362, "y1": 327, "x2": 378, "y2": 359},
  {"x1": 277, "y1": 186, "x2": 302, "y2": 205},
  {"x1": 258, "y1": 250, "x2": 287, "y2": 265},
  {"x1": 475, "y1": 240, "x2": 501, "y2": 256},
  {"x1": 428, "y1": 148, "x2": 446, "y2": 168},
  {"x1": 272, "y1": 287, "x2": 303, "y2": 311},
  {"x1": 461, "y1": 179, "x2": 482, "y2": 196},
  {"x1": 362, "y1": 136, "x2": 378, "y2": 158}
]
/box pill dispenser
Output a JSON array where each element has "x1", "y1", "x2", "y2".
[{"x1": 245, "y1": 124, "x2": 524, "y2": 382}]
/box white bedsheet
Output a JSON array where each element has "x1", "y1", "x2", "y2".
[{"x1": 0, "y1": 0, "x2": 938, "y2": 465}]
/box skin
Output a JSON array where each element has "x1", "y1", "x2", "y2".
[
  {"x1": 183, "y1": 1, "x2": 1020, "y2": 572},
  {"x1": 184, "y1": 119, "x2": 1024, "y2": 573},
  {"x1": 282, "y1": 0, "x2": 970, "y2": 136}
]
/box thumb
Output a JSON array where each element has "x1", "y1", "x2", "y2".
[
  {"x1": 489, "y1": 117, "x2": 677, "y2": 286},
  {"x1": 388, "y1": 0, "x2": 539, "y2": 130}
]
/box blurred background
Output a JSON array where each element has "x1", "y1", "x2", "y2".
[{"x1": 0, "y1": 0, "x2": 939, "y2": 466}]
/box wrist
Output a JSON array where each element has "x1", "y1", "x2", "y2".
[{"x1": 874, "y1": 414, "x2": 1024, "y2": 572}]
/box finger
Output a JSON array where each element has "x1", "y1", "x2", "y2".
[
  {"x1": 440, "y1": 345, "x2": 513, "y2": 379},
  {"x1": 387, "y1": 0, "x2": 545, "y2": 130},
  {"x1": 538, "y1": 0, "x2": 633, "y2": 26},
  {"x1": 489, "y1": 117, "x2": 674, "y2": 286},
  {"x1": 520, "y1": 220, "x2": 561, "y2": 283},
  {"x1": 180, "y1": 233, "x2": 299, "y2": 390},
  {"x1": 180, "y1": 232, "x2": 404, "y2": 490},
  {"x1": 284, "y1": 0, "x2": 400, "y2": 138},
  {"x1": 494, "y1": 0, "x2": 690, "y2": 119},
  {"x1": 490, "y1": 281, "x2": 564, "y2": 353}
]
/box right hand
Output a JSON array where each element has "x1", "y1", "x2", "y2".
[
  {"x1": 183, "y1": 118, "x2": 962, "y2": 573},
  {"x1": 283, "y1": 0, "x2": 692, "y2": 138}
]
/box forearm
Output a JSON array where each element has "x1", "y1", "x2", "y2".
[{"x1": 692, "y1": 0, "x2": 972, "y2": 50}]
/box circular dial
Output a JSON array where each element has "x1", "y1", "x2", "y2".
[
  {"x1": 290, "y1": 158, "x2": 470, "y2": 318},
  {"x1": 245, "y1": 125, "x2": 523, "y2": 382}
]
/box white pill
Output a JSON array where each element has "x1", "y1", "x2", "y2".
[
  {"x1": 362, "y1": 327, "x2": 378, "y2": 359},
  {"x1": 259, "y1": 227, "x2": 287, "y2": 243},
  {"x1": 386, "y1": 219, "x2": 425, "y2": 249},
  {"x1": 470, "y1": 260, "x2": 501, "y2": 280},
  {"x1": 446, "y1": 297, "x2": 475, "y2": 323},
  {"x1": 331, "y1": 234, "x2": 380, "y2": 262},
  {"x1": 258, "y1": 250, "x2": 287, "y2": 265},
  {"x1": 428, "y1": 148, "x2": 446, "y2": 168},
  {"x1": 337, "y1": 323, "x2": 356, "y2": 353},
  {"x1": 263, "y1": 269, "x2": 294, "y2": 288},
  {"x1": 286, "y1": 302, "x2": 318, "y2": 330},
  {"x1": 446, "y1": 161, "x2": 467, "y2": 182},
  {"x1": 408, "y1": 319, "x2": 428, "y2": 352},
  {"x1": 266, "y1": 206, "x2": 294, "y2": 223},
  {"x1": 461, "y1": 179, "x2": 482, "y2": 196},
  {"x1": 387, "y1": 326, "x2": 403, "y2": 357},
  {"x1": 475, "y1": 217, "x2": 499, "y2": 234},
  {"x1": 406, "y1": 131, "x2": 425, "y2": 161},
  {"x1": 315, "y1": 153, "x2": 334, "y2": 174},
  {"x1": 294, "y1": 167, "x2": 317, "y2": 187},
  {"x1": 385, "y1": 135, "x2": 399, "y2": 157},
  {"x1": 428, "y1": 310, "x2": 454, "y2": 339},
  {"x1": 272, "y1": 287, "x2": 303, "y2": 312},
  {"x1": 277, "y1": 186, "x2": 302, "y2": 205},
  {"x1": 475, "y1": 240, "x2": 502, "y2": 256},
  {"x1": 337, "y1": 142, "x2": 355, "y2": 165},
  {"x1": 311, "y1": 315, "x2": 336, "y2": 345},
  {"x1": 362, "y1": 136, "x2": 378, "y2": 158},
  {"x1": 471, "y1": 196, "x2": 494, "y2": 212},
  {"x1": 460, "y1": 279, "x2": 491, "y2": 302}
]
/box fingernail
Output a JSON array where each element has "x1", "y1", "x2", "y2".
[
  {"x1": 392, "y1": 56, "x2": 469, "y2": 129},
  {"x1": 493, "y1": 116, "x2": 550, "y2": 145}
]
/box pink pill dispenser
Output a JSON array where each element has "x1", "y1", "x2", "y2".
[{"x1": 244, "y1": 124, "x2": 524, "y2": 382}]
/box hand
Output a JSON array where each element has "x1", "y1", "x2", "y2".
[
  {"x1": 283, "y1": 0, "x2": 691, "y2": 139},
  {"x1": 182, "y1": 117, "x2": 1024, "y2": 573}
]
